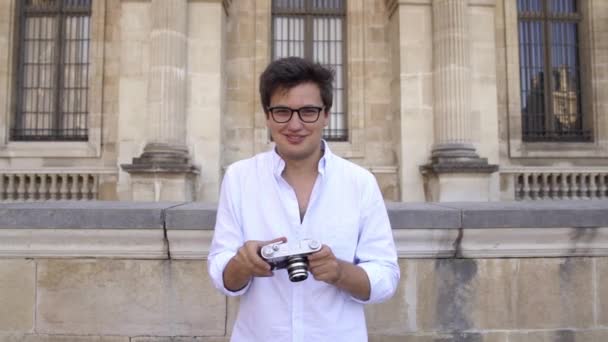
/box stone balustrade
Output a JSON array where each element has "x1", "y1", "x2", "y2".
[
  {"x1": 0, "y1": 173, "x2": 101, "y2": 202},
  {"x1": 502, "y1": 170, "x2": 608, "y2": 201},
  {"x1": 1, "y1": 201, "x2": 608, "y2": 341}
]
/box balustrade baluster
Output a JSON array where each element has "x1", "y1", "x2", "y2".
[
  {"x1": 59, "y1": 175, "x2": 68, "y2": 200},
  {"x1": 539, "y1": 173, "x2": 548, "y2": 199},
  {"x1": 91, "y1": 175, "x2": 98, "y2": 200},
  {"x1": 50, "y1": 175, "x2": 58, "y2": 200},
  {"x1": 16, "y1": 175, "x2": 26, "y2": 201},
  {"x1": 522, "y1": 173, "x2": 531, "y2": 200},
  {"x1": 39, "y1": 175, "x2": 48, "y2": 201},
  {"x1": 69, "y1": 174, "x2": 79, "y2": 200},
  {"x1": 6, "y1": 175, "x2": 15, "y2": 201},
  {"x1": 600, "y1": 175, "x2": 608, "y2": 199},
  {"x1": 27, "y1": 174, "x2": 36, "y2": 201},
  {"x1": 0, "y1": 175, "x2": 5, "y2": 201},
  {"x1": 579, "y1": 173, "x2": 589, "y2": 199},
  {"x1": 530, "y1": 173, "x2": 540, "y2": 200},
  {"x1": 588, "y1": 174, "x2": 598, "y2": 199},
  {"x1": 81, "y1": 174, "x2": 90, "y2": 200},
  {"x1": 570, "y1": 174, "x2": 579, "y2": 199}
]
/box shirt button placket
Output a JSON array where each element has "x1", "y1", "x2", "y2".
[{"x1": 292, "y1": 281, "x2": 303, "y2": 342}]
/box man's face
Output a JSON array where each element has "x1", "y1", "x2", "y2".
[{"x1": 266, "y1": 82, "x2": 329, "y2": 163}]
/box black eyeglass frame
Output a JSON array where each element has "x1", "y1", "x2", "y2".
[{"x1": 267, "y1": 106, "x2": 325, "y2": 123}]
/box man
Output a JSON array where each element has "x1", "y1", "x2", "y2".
[{"x1": 208, "y1": 57, "x2": 399, "y2": 342}]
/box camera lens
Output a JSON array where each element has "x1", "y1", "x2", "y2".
[{"x1": 286, "y1": 256, "x2": 309, "y2": 282}]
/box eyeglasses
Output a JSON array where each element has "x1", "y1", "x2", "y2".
[{"x1": 267, "y1": 106, "x2": 324, "y2": 123}]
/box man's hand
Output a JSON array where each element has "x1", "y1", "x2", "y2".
[
  {"x1": 223, "y1": 236, "x2": 287, "y2": 292},
  {"x1": 308, "y1": 245, "x2": 343, "y2": 284},
  {"x1": 308, "y1": 244, "x2": 371, "y2": 301}
]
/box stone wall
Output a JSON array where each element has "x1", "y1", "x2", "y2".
[{"x1": 1, "y1": 201, "x2": 608, "y2": 341}]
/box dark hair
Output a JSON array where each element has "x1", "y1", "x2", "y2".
[{"x1": 259, "y1": 57, "x2": 334, "y2": 114}]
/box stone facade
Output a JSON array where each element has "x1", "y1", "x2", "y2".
[{"x1": 0, "y1": 0, "x2": 607, "y2": 202}]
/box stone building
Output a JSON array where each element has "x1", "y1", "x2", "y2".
[{"x1": 0, "y1": 0, "x2": 607, "y2": 203}]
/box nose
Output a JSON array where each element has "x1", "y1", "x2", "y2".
[{"x1": 286, "y1": 110, "x2": 304, "y2": 130}]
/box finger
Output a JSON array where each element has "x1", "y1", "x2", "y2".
[
  {"x1": 311, "y1": 268, "x2": 335, "y2": 282},
  {"x1": 239, "y1": 244, "x2": 271, "y2": 273},
  {"x1": 310, "y1": 262, "x2": 334, "y2": 275},
  {"x1": 247, "y1": 251, "x2": 272, "y2": 272},
  {"x1": 308, "y1": 257, "x2": 329, "y2": 269},
  {"x1": 251, "y1": 264, "x2": 273, "y2": 277}
]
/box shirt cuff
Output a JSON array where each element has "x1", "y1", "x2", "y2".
[
  {"x1": 350, "y1": 262, "x2": 398, "y2": 305},
  {"x1": 209, "y1": 250, "x2": 251, "y2": 296}
]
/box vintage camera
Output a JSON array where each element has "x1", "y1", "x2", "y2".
[{"x1": 260, "y1": 239, "x2": 322, "y2": 282}]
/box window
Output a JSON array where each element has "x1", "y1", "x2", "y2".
[
  {"x1": 12, "y1": 0, "x2": 92, "y2": 141},
  {"x1": 271, "y1": 0, "x2": 347, "y2": 141},
  {"x1": 517, "y1": 0, "x2": 589, "y2": 142}
]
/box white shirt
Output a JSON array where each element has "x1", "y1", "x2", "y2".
[{"x1": 208, "y1": 143, "x2": 400, "y2": 342}]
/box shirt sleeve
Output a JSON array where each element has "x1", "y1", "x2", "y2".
[
  {"x1": 351, "y1": 172, "x2": 400, "y2": 304},
  {"x1": 207, "y1": 165, "x2": 251, "y2": 296}
]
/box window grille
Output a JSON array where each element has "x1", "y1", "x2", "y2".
[
  {"x1": 517, "y1": 0, "x2": 589, "y2": 142},
  {"x1": 12, "y1": 0, "x2": 92, "y2": 141},
  {"x1": 272, "y1": 0, "x2": 347, "y2": 141}
]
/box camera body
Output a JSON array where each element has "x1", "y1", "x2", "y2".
[{"x1": 260, "y1": 239, "x2": 322, "y2": 282}]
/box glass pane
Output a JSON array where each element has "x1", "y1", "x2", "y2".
[
  {"x1": 517, "y1": 0, "x2": 543, "y2": 13},
  {"x1": 272, "y1": 16, "x2": 304, "y2": 59},
  {"x1": 314, "y1": 16, "x2": 345, "y2": 140},
  {"x1": 312, "y1": 0, "x2": 344, "y2": 10},
  {"x1": 25, "y1": 0, "x2": 59, "y2": 11},
  {"x1": 549, "y1": 0, "x2": 577, "y2": 14},
  {"x1": 273, "y1": 0, "x2": 304, "y2": 11},
  {"x1": 63, "y1": 0, "x2": 92, "y2": 10},
  {"x1": 519, "y1": 20, "x2": 546, "y2": 139},
  {"x1": 550, "y1": 21, "x2": 580, "y2": 134}
]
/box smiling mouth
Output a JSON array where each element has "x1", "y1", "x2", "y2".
[{"x1": 285, "y1": 135, "x2": 305, "y2": 144}]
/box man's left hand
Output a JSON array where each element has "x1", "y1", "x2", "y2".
[{"x1": 308, "y1": 245, "x2": 344, "y2": 285}]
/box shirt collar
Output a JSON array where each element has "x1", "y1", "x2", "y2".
[{"x1": 271, "y1": 140, "x2": 332, "y2": 178}]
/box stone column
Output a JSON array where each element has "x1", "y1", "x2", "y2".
[
  {"x1": 121, "y1": 0, "x2": 198, "y2": 201},
  {"x1": 421, "y1": 0, "x2": 497, "y2": 201}
]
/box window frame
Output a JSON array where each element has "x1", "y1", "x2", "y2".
[
  {"x1": 517, "y1": 0, "x2": 589, "y2": 143},
  {"x1": 504, "y1": 0, "x2": 607, "y2": 158},
  {"x1": 12, "y1": 0, "x2": 93, "y2": 142},
  {"x1": 0, "y1": 0, "x2": 104, "y2": 157},
  {"x1": 270, "y1": 0, "x2": 349, "y2": 142}
]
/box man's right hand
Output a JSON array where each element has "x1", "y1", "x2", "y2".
[{"x1": 223, "y1": 237, "x2": 287, "y2": 292}]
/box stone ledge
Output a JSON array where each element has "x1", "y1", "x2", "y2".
[
  {"x1": 3, "y1": 200, "x2": 604, "y2": 231},
  {"x1": 165, "y1": 202, "x2": 217, "y2": 230},
  {"x1": 386, "y1": 202, "x2": 460, "y2": 229},
  {"x1": 437, "y1": 200, "x2": 608, "y2": 228},
  {"x1": 0, "y1": 201, "x2": 608, "y2": 259},
  {"x1": 0, "y1": 202, "x2": 180, "y2": 229}
]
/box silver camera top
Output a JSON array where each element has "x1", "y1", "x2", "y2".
[
  {"x1": 260, "y1": 239, "x2": 322, "y2": 282},
  {"x1": 261, "y1": 239, "x2": 321, "y2": 260}
]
